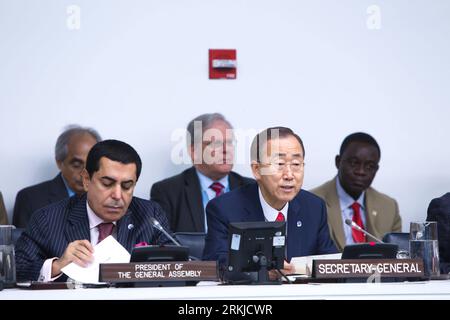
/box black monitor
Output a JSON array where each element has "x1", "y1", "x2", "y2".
[
  {"x1": 226, "y1": 221, "x2": 286, "y2": 285},
  {"x1": 130, "y1": 245, "x2": 189, "y2": 263},
  {"x1": 342, "y1": 243, "x2": 398, "y2": 259}
]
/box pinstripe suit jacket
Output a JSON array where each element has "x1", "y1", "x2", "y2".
[{"x1": 15, "y1": 194, "x2": 173, "y2": 281}]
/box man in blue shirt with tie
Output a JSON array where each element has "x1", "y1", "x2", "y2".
[{"x1": 151, "y1": 113, "x2": 253, "y2": 233}]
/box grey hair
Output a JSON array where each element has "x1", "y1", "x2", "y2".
[
  {"x1": 186, "y1": 113, "x2": 233, "y2": 146},
  {"x1": 55, "y1": 125, "x2": 102, "y2": 162}
]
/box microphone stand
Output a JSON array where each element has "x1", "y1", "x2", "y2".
[
  {"x1": 150, "y1": 218, "x2": 199, "y2": 261},
  {"x1": 344, "y1": 219, "x2": 384, "y2": 243}
]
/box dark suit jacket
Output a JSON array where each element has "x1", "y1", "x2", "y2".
[
  {"x1": 15, "y1": 194, "x2": 173, "y2": 281},
  {"x1": 203, "y1": 182, "x2": 338, "y2": 266},
  {"x1": 13, "y1": 173, "x2": 69, "y2": 228},
  {"x1": 427, "y1": 193, "x2": 450, "y2": 273},
  {"x1": 0, "y1": 192, "x2": 7, "y2": 224},
  {"x1": 150, "y1": 167, "x2": 253, "y2": 232}
]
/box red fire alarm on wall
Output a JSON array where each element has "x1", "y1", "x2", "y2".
[{"x1": 209, "y1": 49, "x2": 237, "y2": 79}]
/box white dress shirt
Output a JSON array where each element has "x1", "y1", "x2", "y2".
[
  {"x1": 196, "y1": 169, "x2": 230, "y2": 232},
  {"x1": 258, "y1": 187, "x2": 289, "y2": 224},
  {"x1": 336, "y1": 178, "x2": 367, "y2": 245}
]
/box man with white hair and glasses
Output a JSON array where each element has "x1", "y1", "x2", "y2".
[
  {"x1": 151, "y1": 113, "x2": 253, "y2": 233},
  {"x1": 13, "y1": 125, "x2": 101, "y2": 228}
]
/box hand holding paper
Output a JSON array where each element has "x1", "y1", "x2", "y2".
[{"x1": 61, "y1": 236, "x2": 130, "y2": 284}]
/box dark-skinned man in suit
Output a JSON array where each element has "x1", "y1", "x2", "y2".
[{"x1": 311, "y1": 133, "x2": 401, "y2": 251}]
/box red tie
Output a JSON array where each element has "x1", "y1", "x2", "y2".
[
  {"x1": 350, "y1": 202, "x2": 366, "y2": 243},
  {"x1": 209, "y1": 182, "x2": 225, "y2": 198},
  {"x1": 97, "y1": 222, "x2": 114, "y2": 244},
  {"x1": 276, "y1": 212, "x2": 285, "y2": 222}
]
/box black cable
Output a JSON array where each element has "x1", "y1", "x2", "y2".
[{"x1": 276, "y1": 268, "x2": 292, "y2": 284}]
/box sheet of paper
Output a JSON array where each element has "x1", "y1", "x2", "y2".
[
  {"x1": 290, "y1": 253, "x2": 342, "y2": 276},
  {"x1": 61, "y1": 236, "x2": 131, "y2": 284}
]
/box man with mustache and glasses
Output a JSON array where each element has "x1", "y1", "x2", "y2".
[
  {"x1": 311, "y1": 132, "x2": 402, "y2": 252},
  {"x1": 203, "y1": 127, "x2": 337, "y2": 277},
  {"x1": 13, "y1": 125, "x2": 101, "y2": 229},
  {"x1": 15, "y1": 140, "x2": 173, "y2": 282}
]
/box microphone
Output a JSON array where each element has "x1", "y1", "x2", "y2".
[
  {"x1": 150, "y1": 217, "x2": 199, "y2": 261},
  {"x1": 344, "y1": 219, "x2": 384, "y2": 243},
  {"x1": 150, "y1": 217, "x2": 182, "y2": 246}
]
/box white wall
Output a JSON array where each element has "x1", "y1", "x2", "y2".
[{"x1": 1, "y1": 0, "x2": 450, "y2": 230}]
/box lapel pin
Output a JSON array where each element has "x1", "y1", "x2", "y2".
[
  {"x1": 372, "y1": 211, "x2": 377, "y2": 217},
  {"x1": 297, "y1": 221, "x2": 302, "y2": 227},
  {"x1": 128, "y1": 224, "x2": 134, "y2": 230}
]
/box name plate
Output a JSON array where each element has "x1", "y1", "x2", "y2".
[
  {"x1": 313, "y1": 259, "x2": 424, "y2": 279},
  {"x1": 99, "y1": 261, "x2": 219, "y2": 283}
]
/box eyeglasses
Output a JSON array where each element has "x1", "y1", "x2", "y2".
[
  {"x1": 344, "y1": 159, "x2": 379, "y2": 172},
  {"x1": 260, "y1": 161, "x2": 305, "y2": 173}
]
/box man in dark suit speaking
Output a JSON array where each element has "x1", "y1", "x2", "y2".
[
  {"x1": 203, "y1": 127, "x2": 337, "y2": 274},
  {"x1": 15, "y1": 140, "x2": 173, "y2": 282}
]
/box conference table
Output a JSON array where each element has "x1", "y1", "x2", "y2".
[{"x1": 2, "y1": 279, "x2": 450, "y2": 299}]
